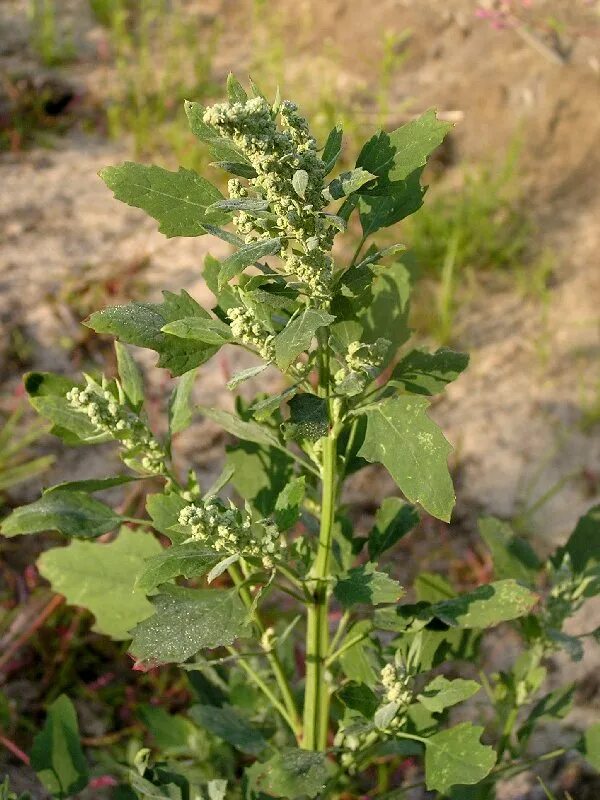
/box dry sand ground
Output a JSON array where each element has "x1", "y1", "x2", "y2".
[{"x1": 1, "y1": 1, "x2": 600, "y2": 797}]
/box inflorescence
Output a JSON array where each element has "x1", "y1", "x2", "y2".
[
  {"x1": 178, "y1": 498, "x2": 285, "y2": 569},
  {"x1": 203, "y1": 96, "x2": 334, "y2": 300},
  {"x1": 227, "y1": 302, "x2": 275, "y2": 362},
  {"x1": 66, "y1": 377, "x2": 166, "y2": 475},
  {"x1": 333, "y1": 339, "x2": 389, "y2": 396}
]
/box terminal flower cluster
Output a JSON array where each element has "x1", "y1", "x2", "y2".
[
  {"x1": 178, "y1": 498, "x2": 285, "y2": 568},
  {"x1": 66, "y1": 378, "x2": 166, "y2": 474},
  {"x1": 203, "y1": 96, "x2": 335, "y2": 300}
]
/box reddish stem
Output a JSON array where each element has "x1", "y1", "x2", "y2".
[
  {"x1": 0, "y1": 734, "x2": 30, "y2": 765},
  {"x1": 0, "y1": 594, "x2": 64, "y2": 671}
]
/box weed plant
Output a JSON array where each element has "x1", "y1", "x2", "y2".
[{"x1": 2, "y1": 76, "x2": 599, "y2": 800}]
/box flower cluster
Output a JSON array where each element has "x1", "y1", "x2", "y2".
[
  {"x1": 66, "y1": 377, "x2": 166, "y2": 474},
  {"x1": 178, "y1": 498, "x2": 285, "y2": 568},
  {"x1": 380, "y1": 661, "x2": 413, "y2": 716},
  {"x1": 227, "y1": 305, "x2": 275, "y2": 362},
  {"x1": 203, "y1": 95, "x2": 334, "y2": 301},
  {"x1": 333, "y1": 339, "x2": 389, "y2": 396}
]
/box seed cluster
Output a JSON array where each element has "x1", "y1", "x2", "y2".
[
  {"x1": 178, "y1": 498, "x2": 284, "y2": 569},
  {"x1": 334, "y1": 339, "x2": 388, "y2": 395},
  {"x1": 203, "y1": 96, "x2": 335, "y2": 300},
  {"x1": 380, "y1": 662, "x2": 413, "y2": 714},
  {"x1": 66, "y1": 378, "x2": 165, "y2": 474},
  {"x1": 336, "y1": 657, "x2": 414, "y2": 773},
  {"x1": 227, "y1": 305, "x2": 275, "y2": 362}
]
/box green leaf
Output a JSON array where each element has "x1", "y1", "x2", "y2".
[
  {"x1": 251, "y1": 384, "x2": 299, "y2": 422},
  {"x1": 337, "y1": 682, "x2": 379, "y2": 719},
  {"x1": 136, "y1": 544, "x2": 221, "y2": 591},
  {"x1": 478, "y1": 517, "x2": 540, "y2": 583},
  {"x1": 168, "y1": 368, "x2": 197, "y2": 436},
  {"x1": 227, "y1": 364, "x2": 268, "y2": 390},
  {"x1": 37, "y1": 528, "x2": 160, "y2": 639},
  {"x1": 218, "y1": 238, "x2": 282, "y2": 288},
  {"x1": 137, "y1": 704, "x2": 198, "y2": 753},
  {"x1": 245, "y1": 748, "x2": 330, "y2": 799},
  {"x1": 323, "y1": 168, "x2": 376, "y2": 201},
  {"x1": 431, "y1": 580, "x2": 539, "y2": 628},
  {"x1": 211, "y1": 160, "x2": 257, "y2": 179},
  {"x1": 130, "y1": 586, "x2": 249, "y2": 665},
  {"x1": 30, "y1": 695, "x2": 88, "y2": 799},
  {"x1": 376, "y1": 580, "x2": 538, "y2": 632},
  {"x1": 115, "y1": 341, "x2": 144, "y2": 407},
  {"x1": 292, "y1": 169, "x2": 309, "y2": 198},
  {"x1": 339, "y1": 621, "x2": 378, "y2": 685},
  {"x1": 198, "y1": 406, "x2": 280, "y2": 448},
  {"x1": 354, "y1": 111, "x2": 452, "y2": 236},
  {"x1": 334, "y1": 563, "x2": 403, "y2": 608},
  {"x1": 162, "y1": 317, "x2": 232, "y2": 345},
  {"x1": 226, "y1": 441, "x2": 293, "y2": 517},
  {"x1": 146, "y1": 492, "x2": 188, "y2": 542},
  {"x1": 357, "y1": 168, "x2": 425, "y2": 236},
  {"x1": 274, "y1": 476, "x2": 305, "y2": 530},
  {"x1": 417, "y1": 676, "x2": 481, "y2": 714},
  {"x1": 390, "y1": 348, "x2": 469, "y2": 396},
  {"x1": 226, "y1": 72, "x2": 248, "y2": 103},
  {"x1": 578, "y1": 722, "x2": 600, "y2": 771},
  {"x1": 517, "y1": 684, "x2": 574, "y2": 744},
  {"x1": 415, "y1": 571, "x2": 455, "y2": 603},
  {"x1": 284, "y1": 393, "x2": 328, "y2": 442},
  {"x1": 86, "y1": 290, "x2": 218, "y2": 376},
  {"x1": 209, "y1": 197, "x2": 270, "y2": 213},
  {"x1": 358, "y1": 110, "x2": 451, "y2": 185},
  {"x1": 44, "y1": 475, "x2": 140, "y2": 494},
  {"x1": 274, "y1": 309, "x2": 335, "y2": 370},
  {"x1": 355, "y1": 111, "x2": 451, "y2": 234},
  {"x1": 368, "y1": 497, "x2": 419, "y2": 560},
  {"x1": 189, "y1": 704, "x2": 267, "y2": 756},
  {"x1": 99, "y1": 162, "x2": 227, "y2": 237},
  {"x1": 358, "y1": 396, "x2": 455, "y2": 522},
  {"x1": 557, "y1": 504, "x2": 600, "y2": 574},
  {"x1": 322, "y1": 124, "x2": 343, "y2": 174},
  {"x1": 359, "y1": 258, "x2": 414, "y2": 358},
  {"x1": 1, "y1": 490, "x2": 122, "y2": 538},
  {"x1": 24, "y1": 371, "x2": 109, "y2": 445},
  {"x1": 424, "y1": 723, "x2": 496, "y2": 794}
]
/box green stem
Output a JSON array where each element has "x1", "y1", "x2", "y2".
[
  {"x1": 497, "y1": 705, "x2": 519, "y2": 760},
  {"x1": 229, "y1": 563, "x2": 301, "y2": 738},
  {"x1": 349, "y1": 233, "x2": 368, "y2": 268},
  {"x1": 328, "y1": 609, "x2": 351, "y2": 656},
  {"x1": 226, "y1": 646, "x2": 296, "y2": 735},
  {"x1": 303, "y1": 428, "x2": 338, "y2": 750},
  {"x1": 326, "y1": 629, "x2": 369, "y2": 667}
]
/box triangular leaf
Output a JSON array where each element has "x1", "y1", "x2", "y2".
[
  {"x1": 424, "y1": 723, "x2": 496, "y2": 794},
  {"x1": 130, "y1": 586, "x2": 249, "y2": 665},
  {"x1": 37, "y1": 528, "x2": 161, "y2": 639},
  {"x1": 358, "y1": 396, "x2": 455, "y2": 522},
  {"x1": 99, "y1": 162, "x2": 228, "y2": 237},
  {"x1": 30, "y1": 695, "x2": 88, "y2": 799},
  {"x1": 1, "y1": 490, "x2": 122, "y2": 538}
]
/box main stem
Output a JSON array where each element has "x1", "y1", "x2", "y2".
[{"x1": 303, "y1": 330, "x2": 338, "y2": 749}]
